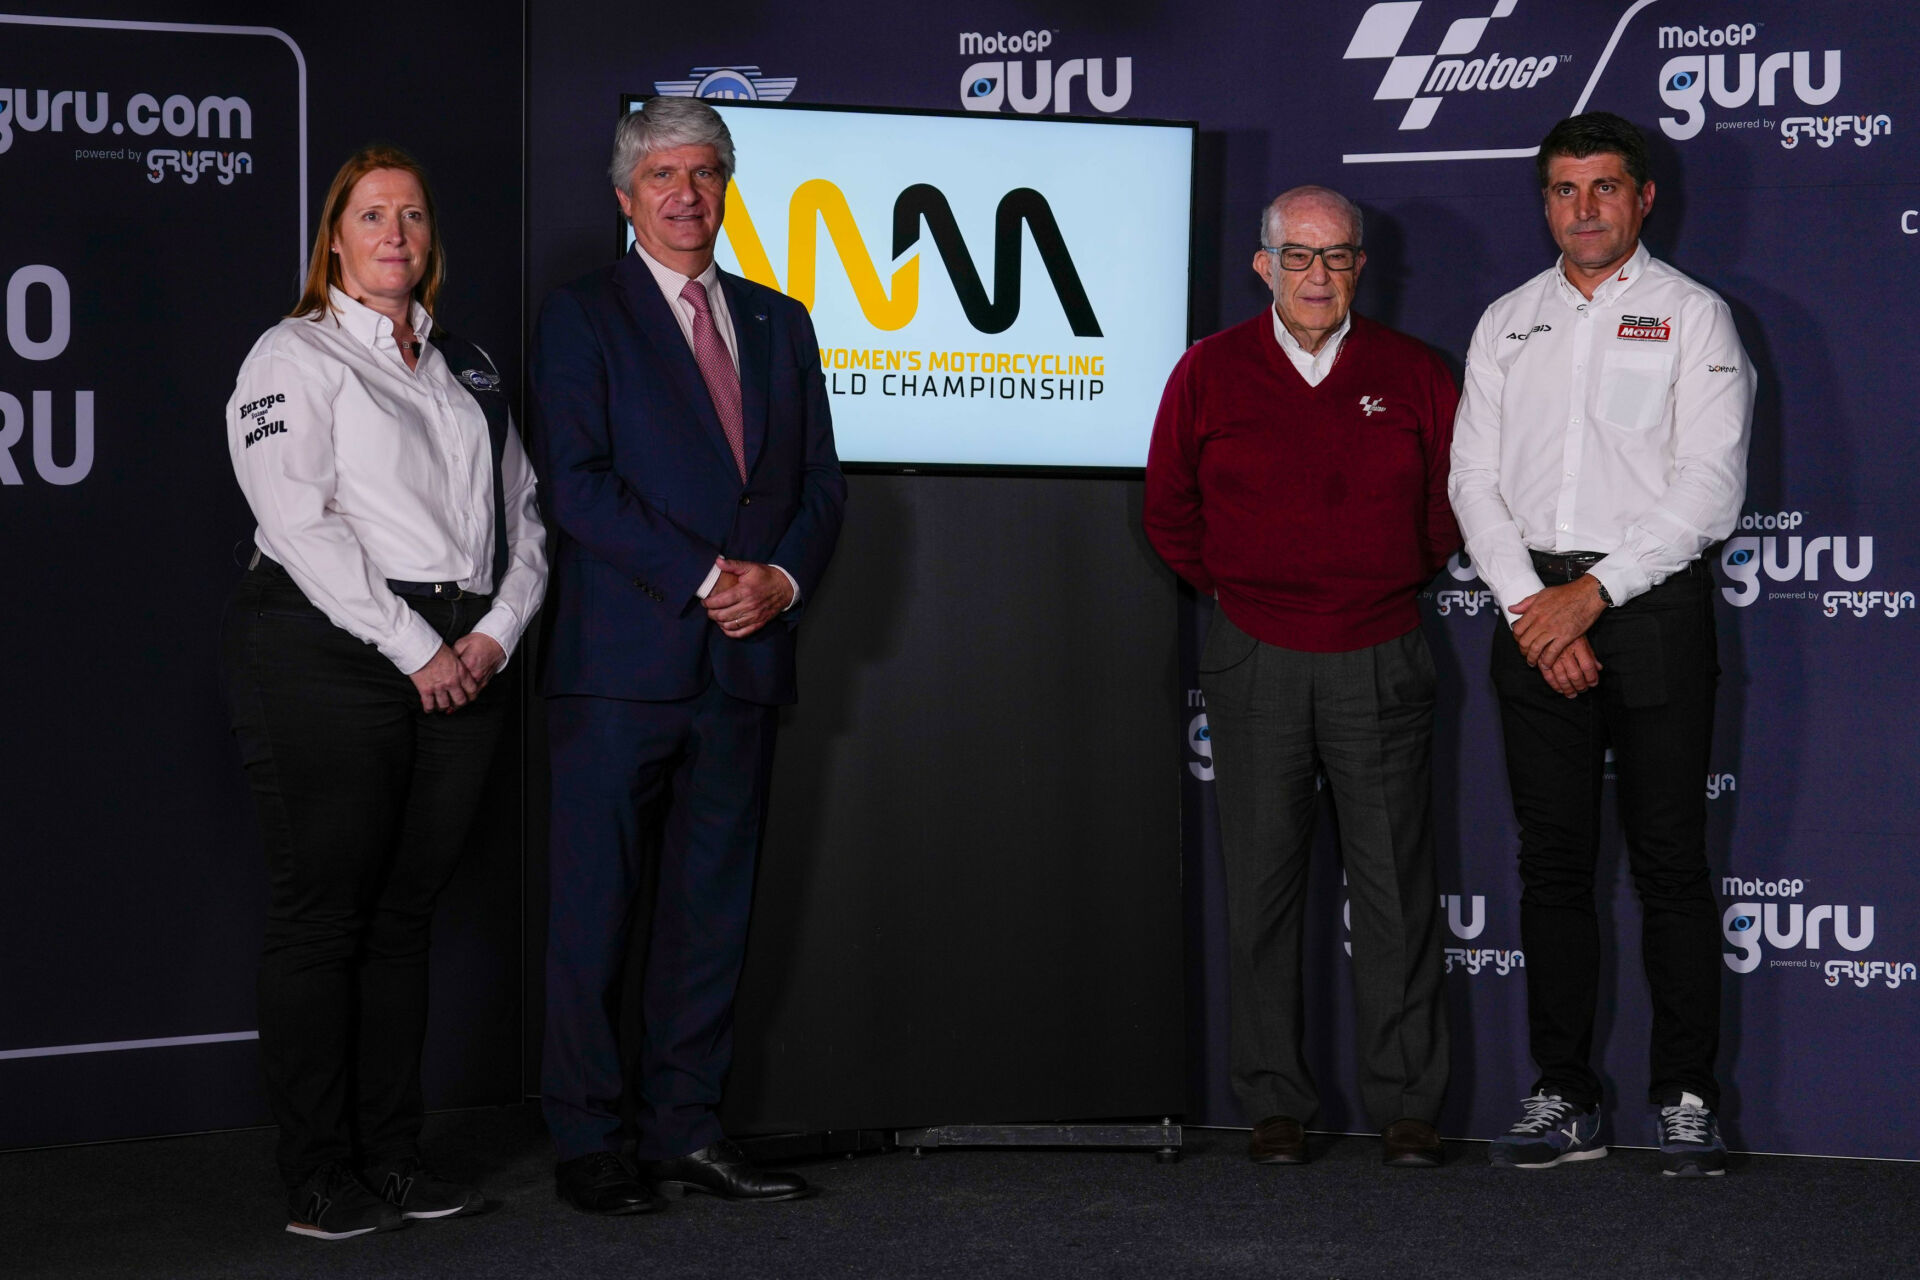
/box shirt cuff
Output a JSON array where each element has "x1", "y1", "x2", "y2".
[
  {"x1": 695, "y1": 559, "x2": 723, "y2": 600},
  {"x1": 384, "y1": 612, "x2": 448, "y2": 677},
  {"x1": 771, "y1": 564, "x2": 800, "y2": 612},
  {"x1": 469, "y1": 612, "x2": 518, "y2": 673},
  {"x1": 1497, "y1": 570, "x2": 1550, "y2": 629}
]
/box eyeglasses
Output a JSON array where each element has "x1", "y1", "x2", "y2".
[{"x1": 1262, "y1": 243, "x2": 1362, "y2": 272}]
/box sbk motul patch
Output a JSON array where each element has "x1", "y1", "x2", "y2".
[{"x1": 1617, "y1": 313, "x2": 1671, "y2": 341}]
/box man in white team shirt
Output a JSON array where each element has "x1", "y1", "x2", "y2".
[{"x1": 1448, "y1": 112, "x2": 1754, "y2": 1177}]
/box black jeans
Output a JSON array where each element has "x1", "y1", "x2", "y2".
[
  {"x1": 221, "y1": 561, "x2": 509, "y2": 1187},
  {"x1": 1491, "y1": 565, "x2": 1722, "y2": 1111}
]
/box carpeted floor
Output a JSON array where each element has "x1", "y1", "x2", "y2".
[{"x1": 4, "y1": 1106, "x2": 1916, "y2": 1279}]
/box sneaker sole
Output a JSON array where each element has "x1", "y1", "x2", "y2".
[
  {"x1": 286, "y1": 1221, "x2": 402, "y2": 1240},
  {"x1": 1501, "y1": 1145, "x2": 1609, "y2": 1169},
  {"x1": 401, "y1": 1200, "x2": 482, "y2": 1220},
  {"x1": 1661, "y1": 1163, "x2": 1727, "y2": 1178}
]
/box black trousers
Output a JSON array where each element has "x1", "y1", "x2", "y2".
[
  {"x1": 221, "y1": 562, "x2": 509, "y2": 1187},
  {"x1": 1201, "y1": 615, "x2": 1449, "y2": 1130},
  {"x1": 1490, "y1": 565, "x2": 1722, "y2": 1111}
]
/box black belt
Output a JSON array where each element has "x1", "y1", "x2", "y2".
[
  {"x1": 1528, "y1": 549, "x2": 1606, "y2": 585},
  {"x1": 1528, "y1": 548, "x2": 1700, "y2": 586},
  {"x1": 386, "y1": 578, "x2": 485, "y2": 601},
  {"x1": 250, "y1": 549, "x2": 488, "y2": 602}
]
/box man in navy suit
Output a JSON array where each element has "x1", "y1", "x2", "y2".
[{"x1": 530, "y1": 97, "x2": 845, "y2": 1215}]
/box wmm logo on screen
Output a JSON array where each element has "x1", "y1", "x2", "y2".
[{"x1": 720, "y1": 179, "x2": 1102, "y2": 336}]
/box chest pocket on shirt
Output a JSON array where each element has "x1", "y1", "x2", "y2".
[{"x1": 1597, "y1": 345, "x2": 1673, "y2": 432}]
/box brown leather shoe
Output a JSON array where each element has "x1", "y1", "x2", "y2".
[
  {"x1": 1382, "y1": 1118, "x2": 1443, "y2": 1167},
  {"x1": 1248, "y1": 1116, "x2": 1308, "y2": 1164}
]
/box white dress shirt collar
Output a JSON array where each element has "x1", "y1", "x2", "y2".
[
  {"x1": 630, "y1": 242, "x2": 738, "y2": 372},
  {"x1": 1270, "y1": 307, "x2": 1351, "y2": 387},
  {"x1": 328, "y1": 286, "x2": 432, "y2": 350},
  {"x1": 1551, "y1": 241, "x2": 1651, "y2": 311},
  {"x1": 632, "y1": 240, "x2": 721, "y2": 299}
]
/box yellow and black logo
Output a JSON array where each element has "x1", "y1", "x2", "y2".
[{"x1": 724, "y1": 180, "x2": 1101, "y2": 336}]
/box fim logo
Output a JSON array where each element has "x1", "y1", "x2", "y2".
[
  {"x1": 1343, "y1": 0, "x2": 1559, "y2": 132},
  {"x1": 654, "y1": 66, "x2": 796, "y2": 102}
]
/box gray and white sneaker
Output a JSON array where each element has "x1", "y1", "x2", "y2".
[
  {"x1": 1657, "y1": 1093, "x2": 1728, "y2": 1177},
  {"x1": 286, "y1": 1162, "x2": 405, "y2": 1240},
  {"x1": 364, "y1": 1154, "x2": 485, "y2": 1219},
  {"x1": 1488, "y1": 1092, "x2": 1607, "y2": 1168}
]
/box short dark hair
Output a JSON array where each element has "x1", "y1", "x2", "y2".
[{"x1": 1535, "y1": 111, "x2": 1650, "y2": 189}]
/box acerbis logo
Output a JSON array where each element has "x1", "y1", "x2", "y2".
[
  {"x1": 721, "y1": 179, "x2": 1101, "y2": 335},
  {"x1": 958, "y1": 29, "x2": 1132, "y2": 115},
  {"x1": 0, "y1": 87, "x2": 251, "y2": 157},
  {"x1": 1343, "y1": 0, "x2": 1560, "y2": 132},
  {"x1": 1718, "y1": 511, "x2": 1875, "y2": 607},
  {"x1": 653, "y1": 66, "x2": 796, "y2": 102},
  {"x1": 1657, "y1": 26, "x2": 1845, "y2": 141}
]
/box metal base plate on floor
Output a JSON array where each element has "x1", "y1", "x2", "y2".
[
  {"x1": 894, "y1": 1121, "x2": 1182, "y2": 1161},
  {"x1": 736, "y1": 1129, "x2": 895, "y2": 1162}
]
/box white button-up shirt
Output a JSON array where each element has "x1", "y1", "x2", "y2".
[
  {"x1": 1271, "y1": 308, "x2": 1350, "y2": 386},
  {"x1": 1448, "y1": 242, "x2": 1754, "y2": 621},
  {"x1": 227, "y1": 287, "x2": 547, "y2": 674}
]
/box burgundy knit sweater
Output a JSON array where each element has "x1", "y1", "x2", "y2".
[{"x1": 1144, "y1": 311, "x2": 1462, "y2": 653}]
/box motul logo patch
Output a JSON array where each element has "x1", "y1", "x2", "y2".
[{"x1": 1618, "y1": 314, "x2": 1671, "y2": 341}]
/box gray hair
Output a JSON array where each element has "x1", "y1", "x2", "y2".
[
  {"x1": 1260, "y1": 185, "x2": 1364, "y2": 247},
  {"x1": 609, "y1": 97, "x2": 736, "y2": 191}
]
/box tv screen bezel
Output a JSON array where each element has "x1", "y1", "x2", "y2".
[{"x1": 617, "y1": 94, "x2": 1199, "y2": 478}]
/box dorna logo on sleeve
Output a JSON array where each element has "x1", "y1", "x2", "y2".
[{"x1": 1616, "y1": 313, "x2": 1671, "y2": 341}]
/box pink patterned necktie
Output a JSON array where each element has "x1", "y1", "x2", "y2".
[{"x1": 679, "y1": 278, "x2": 747, "y2": 481}]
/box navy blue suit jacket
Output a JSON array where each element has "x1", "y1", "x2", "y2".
[{"x1": 530, "y1": 251, "x2": 845, "y2": 706}]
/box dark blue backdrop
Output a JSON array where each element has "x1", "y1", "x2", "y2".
[
  {"x1": 530, "y1": 0, "x2": 1919, "y2": 1159},
  {"x1": 3, "y1": 0, "x2": 1912, "y2": 1163}
]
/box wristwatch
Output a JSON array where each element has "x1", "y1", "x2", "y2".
[{"x1": 1592, "y1": 578, "x2": 1614, "y2": 608}]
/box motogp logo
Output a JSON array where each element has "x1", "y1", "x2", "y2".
[{"x1": 1342, "y1": 0, "x2": 1560, "y2": 132}]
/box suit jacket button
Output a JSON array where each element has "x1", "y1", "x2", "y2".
[{"x1": 740, "y1": 495, "x2": 753, "y2": 506}]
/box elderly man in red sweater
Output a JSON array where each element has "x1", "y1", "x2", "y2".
[{"x1": 1145, "y1": 185, "x2": 1461, "y2": 1169}]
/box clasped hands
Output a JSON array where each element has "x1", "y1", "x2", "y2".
[
  {"x1": 409, "y1": 632, "x2": 506, "y2": 714},
  {"x1": 705, "y1": 557, "x2": 793, "y2": 639},
  {"x1": 1508, "y1": 575, "x2": 1607, "y2": 699}
]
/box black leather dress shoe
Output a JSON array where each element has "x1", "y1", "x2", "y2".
[
  {"x1": 555, "y1": 1151, "x2": 661, "y2": 1215},
  {"x1": 1248, "y1": 1115, "x2": 1309, "y2": 1164},
  {"x1": 1382, "y1": 1118, "x2": 1444, "y2": 1167},
  {"x1": 645, "y1": 1140, "x2": 813, "y2": 1202}
]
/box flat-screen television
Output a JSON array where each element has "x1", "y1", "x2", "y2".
[{"x1": 622, "y1": 96, "x2": 1195, "y2": 473}]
